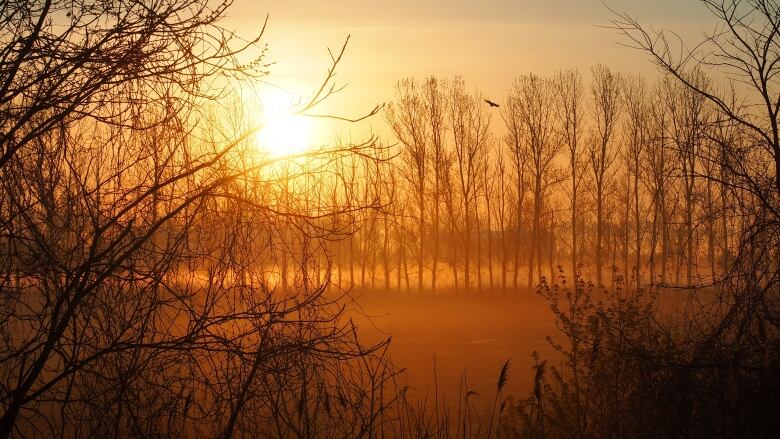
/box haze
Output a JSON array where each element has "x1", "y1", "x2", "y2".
[{"x1": 2, "y1": 1, "x2": 779, "y2": 437}]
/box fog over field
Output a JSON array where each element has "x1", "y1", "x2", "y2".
[{"x1": 1, "y1": 1, "x2": 779, "y2": 437}]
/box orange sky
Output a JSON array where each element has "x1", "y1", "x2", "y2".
[{"x1": 226, "y1": 0, "x2": 717, "y2": 145}]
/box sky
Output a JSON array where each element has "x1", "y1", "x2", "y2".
[{"x1": 225, "y1": 0, "x2": 718, "y2": 143}]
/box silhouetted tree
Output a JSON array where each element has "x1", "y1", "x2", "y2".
[
  {"x1": 424, "y1": 77, "x2": 449, "y2": 292},
  {"x1": 588, "y1": 65, "x2": 623, "y2": 287},
  {"x1": 387, "y1": 79, "x2": 429, "y2": 291},
  {"x1": 623, "y1": 74, "x2": 650, "y2": 289},
  {"x1": 0, "y1": 2, "x2": 391, "y2": 437},
  {"x1": 450, "y1": 78, "x2": 491, "y2": 290},
  {"x1": 554, "y1": 69, "x2": 586, "y2": 279},
  {"x1": 505, "y1": 74, "x2": 560, "y2": 288}
]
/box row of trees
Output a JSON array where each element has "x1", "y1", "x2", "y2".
[
  {"x1": 510, "y1": 1, "x2": 780, "y2": 437},
  {"x1": 326, "y1": 67, "x2": 740, "y2": 292}
]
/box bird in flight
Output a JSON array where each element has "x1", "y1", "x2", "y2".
[{"x1": 485, "y1": 99, "x2": 500, "y2": 108}]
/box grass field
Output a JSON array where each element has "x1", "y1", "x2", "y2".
[{"x1": 349, "y1": 290, "x2": 559, "y2": 408}]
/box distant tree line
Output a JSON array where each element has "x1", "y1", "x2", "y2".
[{"x1": 329, "y1": 66, "x2": 741, "y2": 294}]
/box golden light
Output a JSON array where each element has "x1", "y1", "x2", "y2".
[{"x1": 256, "y1": 89, "x2": 314, "y2": 159}]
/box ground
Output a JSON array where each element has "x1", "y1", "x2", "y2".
[{"x1": 350, "y1": 289, "x2": 559, "y2": 408}]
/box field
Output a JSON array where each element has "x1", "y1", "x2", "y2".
[{"x1": 351, "y1": 290, "x2": 559, "y2": 406}]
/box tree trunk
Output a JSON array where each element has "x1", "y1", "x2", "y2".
[
  {"x1": 418, "y1": 189, "x2": 425, "y2": 291},
  {"x1": 384, "y1": 214, "x2": 391, "y2": 288},
  {"x1": 464, "y1": 202, "x2": 471, "y2": 290},
  {"x1": 486, "y1": 196, "x2": 494, "y2": 291},
  {"x1": 634, "y1": 169, "x2": 642, "y2": 290},
  {"x1": 596, "y1": 187, "x2": 604, "y2": 287},
  {"x1": 475, "y1": 205, "x2": 483, "y2": 291},
  {"x1": 529, "y1": 182, "x2": 542, "y2": 289},
  {"x1": 549, "y1": 213, "x2": 556, "y2": 283},
  {"x1": 571, "y1": 190, "x2": 578, "y2": 282},
  {"x1": 432, "y1": 174, "x2": 440, "y2": 292}
]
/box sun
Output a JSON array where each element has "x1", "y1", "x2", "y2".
[
  {"x1": 258, "y1": 114, "x2": 312, "y2": 158},
  {"x1": 255, "y1": 89, "x2": 313, "y2": 159}
]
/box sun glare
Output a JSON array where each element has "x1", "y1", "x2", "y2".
[{"x1": 256, "y1": 89, "x2": 313, "y2": 159}]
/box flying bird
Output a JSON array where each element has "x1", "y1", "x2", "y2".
[{"x1": 485, "y1": 99, "x2": 500, "y2": 108}]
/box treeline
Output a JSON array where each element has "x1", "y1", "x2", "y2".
[{"x1": 327, "y1": 68, "x2": 744, "y2": 292}]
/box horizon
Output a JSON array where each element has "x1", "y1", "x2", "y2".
[{"x1": 1, "y1": 1, "x2": 778, "y2": 437}]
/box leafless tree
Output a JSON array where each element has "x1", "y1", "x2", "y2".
[
  {"x1": 387, "y1": 79, "x2": 429, "y2": 291},
  {"x1": 494, "y1": 143, "x2": 513, "y2": 291},
  {"x1": 0, "y1": 1, "x2": 394, "y2": 437},
  {"x1": 554, "y1": 69, "x2": 586, "y2": 279},
  {"x1": 504, "y1": 74, "x2": 560, "y2": 288},
  {"x1": 588, "y1": 65, "x2": 623, "y2": 287},
  {"x1": 502, "y1": 91, "x2": 529, "y2": 290},
  {"x1": 504, "y1": 2, "x2": 780, "y2": 436},
  {"x1": 661, "y1": 70, "x2": 710, "y2": 286},
  {"x1": 423, "y1": 77, "x2": 449, "y2": 292},
  {"x1": 623, "y1": 74, "x2": 650, "y2": 289},
  {"x1": 643, "y1": 81, "x2": 674, "y2": 285},
  {"x1": 449, "y1": 78, "x2": 491, "y2": 290}
]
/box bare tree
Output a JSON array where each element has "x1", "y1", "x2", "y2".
[
  {"x1": 623, "y1": 74, "x2": 650, "y2": 289},
  {"x1": 387, "y1": 79, "x2": 429, "y2": 291},
  {"x1": 0, "y1": 2, "x2": 391, "y2": 436},
  {"x1": 588, "y1": 64, "x2": 623, "y2": 287},
  {"x1": 504, "y1": 3, "x2": 780, "y2": 436},
  {"x1": 612, "y1": 0, "x2": 780, "y2": 206},
  {"x1": 505, "y1": 74, "x2": 560, "y2": 288},
  {"x1": 661, "y1": 70, "x2": 710, "y2": 286},
  {"x1": 482, "y1": 140, "x2": 497, "y2": 291},
  {"x1": 502, "y1": 94, "x2": 529, "y2": 289},
  {"x1": 494, "y1": 143, "x2": 513, "y2": 291},
  {"x1": 449, "y1": 77, "x2": 491, "y2": 290},
  {"x1": 554, "y1": 69, "x2": 586, "y2": 279},
  {"x1": 423, "y1": 77, "x2": 449, "y2": 292},
  {"x1": 441, "y1": 151, "x2": 461, "y2": 290},
  {"x1": 644, "y1": 81, "x2": 674, "y2": 285}
]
